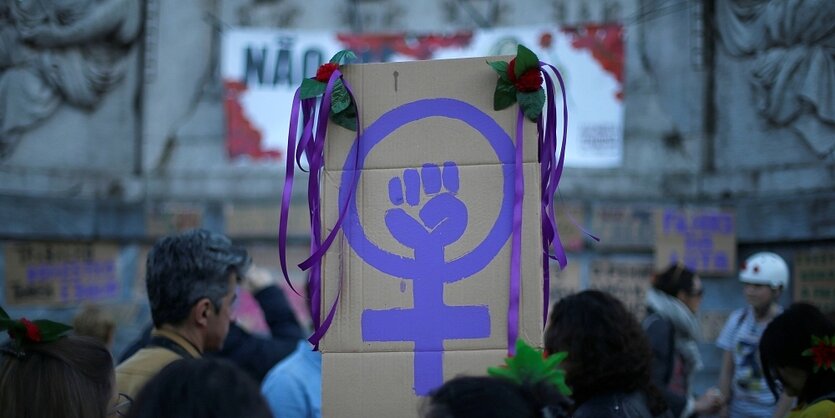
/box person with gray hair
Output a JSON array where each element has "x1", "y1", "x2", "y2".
[{"x1": 116, "y1": 229, "x2": 250, "y2": 400}]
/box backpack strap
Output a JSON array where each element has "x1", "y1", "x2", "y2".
[{"x1": 148, "y1": 335, "x2": 197, "y2": 359}]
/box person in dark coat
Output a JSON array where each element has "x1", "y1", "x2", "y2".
[
  {"x1": 545, "y1": 290, "x2": 673, "y2": 418},
  {"x1": 644, "y1": 264, "x2": 723, "y2": 417}
]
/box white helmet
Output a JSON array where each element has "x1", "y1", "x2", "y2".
[{"x1": 739, "y1": 252, "x2": 789, "y2": 288}]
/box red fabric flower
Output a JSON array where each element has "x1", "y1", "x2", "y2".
[
  {"x1": 315, "y1": 63, "x2": 339, "y2": 82},
  {"x1": 20, "y1": 318, "x2": 41, "y2": 342},
  {"x1": 809, "y1": 341, "x2": 835, "y2": 370},
  {"x1": 506, "y1": 58, "x2": 542, "y2": 92},
  {"x1": 515, "y1": 69, "x2": 543, "y2": 92}
]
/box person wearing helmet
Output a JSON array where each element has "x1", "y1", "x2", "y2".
[{"x1": 716, "y1": 252, "x2": 795, "y2": 418}]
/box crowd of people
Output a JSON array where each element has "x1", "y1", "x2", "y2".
[{"x1": 0, "y1": 229, "x2": 832, "y2": 418}]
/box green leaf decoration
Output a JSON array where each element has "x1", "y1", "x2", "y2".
[
  {"x1": 494, "y1": 79, "x2": 517, "y2": 111},
  {"x1": 33, "y1": 319, "x2": 72, "y2": 341},
  {"x1": 813, "y1": 335, "x2": 823, "y2": 345},
  {"x1": 0, "y1": 305, "x2": 9, "y2": 320},
  {"x1": 331, "y1": 102, "x2": 358, "y2": 131},
  {"x1": 802, "y1": 348, "x2": 813, "y2": 357},
  {"x1": 487, "y1": 339, "x2": 572, "y2": 396},
  {"x1": 329, "y1": 50, "x2": 357, "y2": 65},
  {"x1": 330, "y1": 79, "x2": 351, "y2": 114},
  {"x1": 514, "y1": 44, "x2": 539, "y2": 79},
  {"x1": 517, "y1": 89, "x2": 545, "y2": 121},
  {"x1": 487, "y1": 60, "x2": 510, "y2": 82},
  {"x1": 300, "y1": 78, "x2": 327, "y2": 100}
]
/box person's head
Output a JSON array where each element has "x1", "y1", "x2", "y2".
[
  {"x1": 0, "y1": 335, "x2": 115, "y2": 418},
  {"x1": 653, "y1": 263, "x2": 703, "y2": 313},
  {"x1": 73, "y1": 304, "x2": 116, "y2": 350},
  {"x1": 545, "y1": 290, "x2": 666, "y2": 415},
  {"x1": 420, "y1": 376, "x2": 572, "y2": 418},
  {"x1": 739, "y1": 252, "x2": 788, "y2": 311},
  {"x1": 125, "y1": 358, "x2": 272, "y2": 418},
  {"x1": 146, "y1": 229, "x2": 250, "y2": 351},
  {"x1": 760, "y1": 303, "x2": 835, "y2": 405}
]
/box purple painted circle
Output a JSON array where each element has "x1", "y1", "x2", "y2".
[{"x1": 339, "y1": 98, "x2": 514, "y2": 282}]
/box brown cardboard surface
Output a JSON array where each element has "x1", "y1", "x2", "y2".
[
  {"x1": 323, "y1": 350, "x2": 508, "y2": 418},
  {"x1": 4, "y1": 241, "x2": 121, "y2": 306},
  {"x1": 654, "y1": 208, "x2": 736, "y2": 275},
  {"x1": 794, "y1": 248, "x2": 835, "y2": 312},
  {"x1": 318, "y1": 56, "x2": 545, "y2": 412}
]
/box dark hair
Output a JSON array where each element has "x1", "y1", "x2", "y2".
[
  {"x1": 545, "y1": 290, "x2": 667, "y2": 415},
  {"x1": 126, "y1": 358, "x2": 272, "y2": 418},
  {"x1": 420, "y1": 376, "x2": 572, "y2": 418},
  {"x1": 0, "y1": 336, "x2": 114, "y2": 418},
  {"x1": 653, "y1": 263, "x2": 697, "y2": 297},
  {"x1": 146, "y1": 229, "x2": 250, "y2": 327},
  {"x1": 760, "y1": 303, "x2": 835, "y2": 405}
]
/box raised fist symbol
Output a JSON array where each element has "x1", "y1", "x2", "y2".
[{"x1": 385, "y1": 162, "x2": 467, "y2": 253}]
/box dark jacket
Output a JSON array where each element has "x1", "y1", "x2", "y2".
[
  {"x1": 644, "y1": 309, "x2": 688, "y2": 417},
  {"x1": 119, "y1": 285, "x2": 303, "y2": 382},
  {"x1": 574, "y1": 391, "x2": 673, "y2": 418}
]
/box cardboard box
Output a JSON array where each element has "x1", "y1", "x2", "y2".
[{"x1": 319, "y1": 57, "x2": 545, "y2": 417}]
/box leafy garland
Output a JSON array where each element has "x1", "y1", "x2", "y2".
[
  {"x1": 488, "y1": 339, "x2": 572, "y2": 396},
  {"x1": 802, "y1": 334, "x2": 835, "y2": 373},
  {"x1": 0, "y1": 305, "x2": 72, "y2": 356},
  {"x1": 299, "y1": 50, "x2": 358, "y2": 131},
  {"x1": 487, "y1": 45, "x2": 545, "y2": 121}
]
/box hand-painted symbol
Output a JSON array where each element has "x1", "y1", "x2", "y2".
[
  {"x1": 340, "y1": 99, "x2": 516, "y2": 395},
  {"x1": 385, "y1": 162, "x2": 466, "y2": 254}
]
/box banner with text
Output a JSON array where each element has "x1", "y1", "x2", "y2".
[{"x1": 221, "y1": 25, "x2": 623, "y2": 168}]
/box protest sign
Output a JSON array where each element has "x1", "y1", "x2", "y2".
[
  {"x1": 318, "y1": 57, "x2": 545, "y2": 417},
  {"x1": 4, "y1": 241, "x2": 120, "y2": 306},
  {"x1": 654, "y1": 208, "x2": 736, "y2": 275}
]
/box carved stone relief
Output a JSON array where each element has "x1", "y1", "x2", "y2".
[
  {"x1": 0, "y1": 0, "x2": 142, "y2": 155},
  {"x1": 717, "y1": 0, "x2": 835, "y2": 159}
]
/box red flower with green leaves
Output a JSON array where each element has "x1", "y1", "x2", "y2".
[
  {"x1": 803, "y1": 335, "x2": 835, "y2": 372},
  {"x1": 507, "y1": 58, "x2": 543, "y2": 92},
  {"x1": 299, "y1": 50, "x2": 358, "y2": 131},
  {"x1": 315, "y1": 63, "x2": 340, "y2": 82},
  {"x1": 487, "y1": 45, "x2": 546, "y2": 121}
]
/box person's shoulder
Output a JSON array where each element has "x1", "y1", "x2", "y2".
[
  {"x1": 796, "y1": 400, "x2": 835, "y2": 418},
  {"x1": 262, "y1": 344, "x2": 308, "y2": 385},
  {"x1": 116, "y1": 347, "x2": 181, "y2": 376}
]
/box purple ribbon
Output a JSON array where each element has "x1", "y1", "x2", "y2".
[
  {"x1": 538, "y1": 62, "x2": 569, "y2": 324},
  {"x1": 278, "y1": 69, "x2": 361, "y2": 350},
  {"x1": 507, "y1": 107, "x2": 525, "y2": 356}
]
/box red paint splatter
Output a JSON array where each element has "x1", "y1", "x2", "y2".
[
  {"x1": 224, "y1": 80, "x2": 283, "y2": 161},
  {"x1": 336, "y1": 32, "x2": 474, "y2": 62},
  {"x1": 561, "y1": 24, "x2": 624, "y2": 101}
]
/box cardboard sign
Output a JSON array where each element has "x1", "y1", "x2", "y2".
[
  {"x1": 654, "y1": 208, "x2": 736, "y2": 275},
  {"x1": 794, "y1": 248, "x2": 835, "y2": 313},
  {"x1": 592, "y1": 205, "x2": 655, "y2": 250},
  {"x1": 589, "y1": 259, "x2": 653, "y2": 319},
  {"x1": 4, "y1": 241, "x2": 120, "y2": 306},
  {"x1": 319, "y1": 57, "x2": 544, "y2": 417}
]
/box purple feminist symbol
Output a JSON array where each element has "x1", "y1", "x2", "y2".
[{"x1": 340, "y1": 99, "x2": 515, "y2": 395}]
